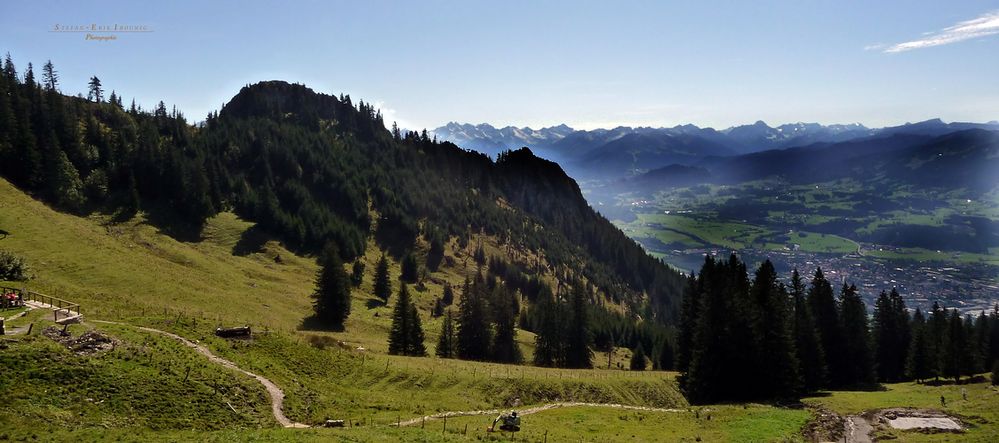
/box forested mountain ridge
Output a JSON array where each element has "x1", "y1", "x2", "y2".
[{"x1": 0, "y1": 58, "x2": 684, "y2": 331}]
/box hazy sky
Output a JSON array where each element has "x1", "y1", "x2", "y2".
[{"x1": 2, "y1": 1, "x2": 998, "y2": 130}]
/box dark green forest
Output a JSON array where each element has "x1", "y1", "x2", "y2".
[
  {"x1": 0, "y1": 55, "x2": 685, "y2": 367},
  {"x1": 676, "y1": 255, "x2": 999, "y2": 404}
]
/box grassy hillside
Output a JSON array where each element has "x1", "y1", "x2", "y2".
[{"x1": 0, "y1": 177, "x2": 697, "y2": 438}]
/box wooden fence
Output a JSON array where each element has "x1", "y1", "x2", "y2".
[{"x1": 0, "y1": 286, "x2": 81, "y2": 321}]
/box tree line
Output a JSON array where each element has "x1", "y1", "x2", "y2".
[{"x1": 677, "y1": 254, "x2": 999, "y2": 404}]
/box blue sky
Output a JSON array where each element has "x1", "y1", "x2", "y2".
[{"x1": 2, "y1": 1, "x2": 997, "y2": 130}]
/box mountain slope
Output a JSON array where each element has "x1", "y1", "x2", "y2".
[{"x1": 0, "y1": 61, "x2": 685, "y2": 334}]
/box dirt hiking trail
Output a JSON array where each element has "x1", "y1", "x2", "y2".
[{"x1": 92, "y1": 320, "x2": 309, "y2": 428}]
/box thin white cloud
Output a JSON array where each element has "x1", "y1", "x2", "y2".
[
  {"x1": 372, "y1": 100, "x2": 420, "y2": 132},
  {"x1": 880, "y1": 10, "x2": 999, "y2": 53}
]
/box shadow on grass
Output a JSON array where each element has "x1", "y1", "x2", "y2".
[
  {"x1": 232, "y1": 224, "x2": 270, "y2": 256},
  {"x1": 299, "y1": 315, "x2": 345, "y2": 332},
  {"x1": 140, "y1": 204, "x2": 205, "y2": 243},
  {"x1": 365, "y1": 298, "x2": 386, "y2": 309}
]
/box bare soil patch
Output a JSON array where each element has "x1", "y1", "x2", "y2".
[{"x1": 43, "y1": 327, "x2": 117, "y2": 355}]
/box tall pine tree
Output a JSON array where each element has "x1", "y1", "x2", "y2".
[
  {"x1": 312, "y1": 244, "x2": 352, "y2": 331},
  {"x1": 388, "y1": 284, "x2": 426, "y2": 356},
  {"x1": 373, "y1": 254, "x2": 391, "y2": 302},
  {"x1": 457, "y1": 275, "x2": 491, "y2": 361},
  {"x1": 840, "y1": 284, "x2": 876, "y2": 387},
  {"x1": 791, "y1": 268, "x2": 827, "y2": 392},
  {"x1": 750, "y1": 260, "x2": 801, "y2": 399},
  {"x1": 436, "y1": 309, "x2": 457, "y2": 358}
]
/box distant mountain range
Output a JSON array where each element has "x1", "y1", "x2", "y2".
[
  {"x1": 602, "y1": 129, "x2": 999, "y2": 199},
  {"x1": 432, "y1": 119, "x2": 999, "y2": 178}
]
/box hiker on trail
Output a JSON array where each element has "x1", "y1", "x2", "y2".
[
  {"x1": 962, "y1": 388, "x2": 967, "y2": 401},
  {"x1": 941, "y1": 395, "x2": 946, "y2": 407}
]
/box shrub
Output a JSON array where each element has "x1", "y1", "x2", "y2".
[{"x1": 0, "y1": 250, "x2": 30, "y2": 281}]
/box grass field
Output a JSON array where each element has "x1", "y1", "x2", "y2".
[{"x1": 621, "y1": 212, "x2": 857, "y2": 254}]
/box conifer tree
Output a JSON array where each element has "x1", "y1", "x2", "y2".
[
  {"x1": 840, "y1": 284, "x2": 876, "y2": 386},
  {"x1": 87, "y1": 76, "x2": 103, "y2": 102},
  {"x1": 46, "y1": 144, "x2": 85, "y2": 210},
  {"x1": 992, "y1": 359, "x2": 998, "y2": 386},
  {"x1": 457, "y1": 275, "x2": 491, "y2": 361},
  {"x1": 436, "y1": 309, "x2": 457, "y2": 358},
  {"x1": 41, "y1": 60, "x2": 58, "y2": 91},
  {"x1": 928, "y1": 302, "x2": 948, "y2": 381},
  {"x1": 350, "y1": 260, "x2": 364, "y2": 286},
  {"x1": 388, "y1": 284, "x2": 426, "y2": 356},
  {"x1": 907, "y1": 309, "x2": 932, "y2": 382},
  {"x1": 791, "y1": 269, "x2": 827, "y2": 391},
  {"x1": 312, "y1": 244, "x2": 351, "y2": 331},
  {"x1": 565, "y1": 282, "x2": 593, "y2": 369},
  {"x1": 400, "y1": 252, "x2": 419, "y2": 282},
  {"x1": 808, "y1": 268, "x2": 846, "y2": 386},
  {"x1": 441, "y1": 282, "x2": 454, "y2": 306},
  {"x1": 489, "y1": 283, "x2": 522, "y2": 363},
  {"x1": 942, "y1": 310, "x2": 973, "y2": 383},
  {"x1": 373, "y1": 254, "x2": 391, "y2": 302},
  {"x1": 427, "y1": 229, "x2": 445, "y2": 272},
  {"x1": 874, "y1": 289, "x2": 910, "y2": 382},
  {"x1": 630, "y1": 343, "x2": 647, "y2": 371},
  {"x1": 751, "y1": 260, "x2": 801, "y2": 398},
  {"x1": 676, "y1": 273, "x2": 700, "y2": 373},
  {"x1": 532, "y1": 285, "x2": 563, "y2": 367}
]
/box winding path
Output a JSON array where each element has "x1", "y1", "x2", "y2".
[
  {"x1": 845, "y1": 415, "x2": 873, "y2": 443},
  {"x1": 398, "y1": 402, "x2": 688, "y2": 427},
  {"x1": 88, "y1": 321, "x2": 691, "y2": 432},
  {"x1": 92, "y1": 320, "x2": 309, "y2": 428}
]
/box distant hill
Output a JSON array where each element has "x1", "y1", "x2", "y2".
[{"x1": 620, "y1": 129, "x2": 999, "y2": 194}]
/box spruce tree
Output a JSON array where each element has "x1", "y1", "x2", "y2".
[
  {"x1": 532, "y1": 285, "x2": 563, "y2": 367},
  {"x1": 791, "y1": 269, "x2": 827, "y2": 391},
  {"x1": 400, "y1": 252, "x2": 419, "y2": 283},
  {"x1": 41, "y1": 60, "x2": 58, "y2": 91},
  {"x1": 630, "y1": 343, "x2": 647, "y2": 371},
  {"x1": 388, "y1": 284, "x2": 426, "y2": 356},
  {"x1": 808, "y1": 268, "x2": 846, "y2": 387},
  {"x1": 441, "y1": 282, "x2": 454, "y2": 305},
  {"x1": 992, "y1": 360, "x2": 998, "y2": 386},
  {"x1": 489, "y1": 283, "x2": 522, "y2": 363},
  {"x1": 427, "y1": 229, "x2": 445, "y2": 272},
  {"x1": 840, "y1": 284, "x2": 876, "y2": 386},
  {"x1": 87, "y1": 76, "x2": 103, "y2": 102},
  {"x1": 676, "y1": 273, "x2": 700, "y2": 373},
  {"x1": 907, "y1": 309, "x2": 932, "y2": 382},
  {"x1": 351, "y1": 260, "x2": 364, "y2": 287},
  {"x1": 750, "y1": 260, "x2": 801, "y2": 399},
  {"x1": 436, "y1": 309, "x2": 457, "y2": 358},
  {"x1": 942, "y1": 310, "x2": 974, "y2": 383},
  {"x1": 457, "y1": 275, "x2": 491, "y2": 361},
  {"x1": 373, "y1": 254, "x2": 391, "y2": 302},
  {"x1": 406, "y1": 295, "x2": 427, "y2": 356},
  {"x1": 312, "y1": 244, "x2": 351, "y2": 331},
  {"x1": 564, "y1": 282, "x2": 593, "y2": 369},
  {"x1": 928, "y1": 302, "x2": 948, "y2": 381}
]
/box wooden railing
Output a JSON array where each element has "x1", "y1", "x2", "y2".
[{"x1": 1, "y1": 286, "x2": 81, "y2": 321}]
